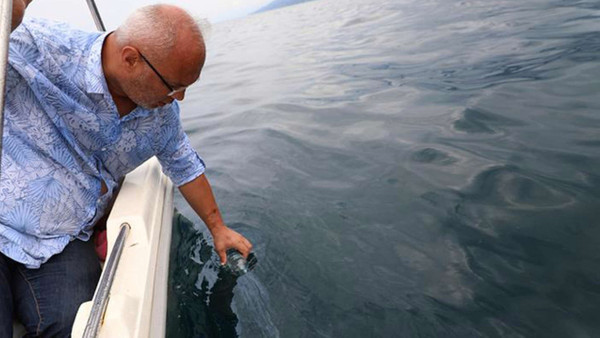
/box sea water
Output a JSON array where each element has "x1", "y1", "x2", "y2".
[{"x1": 169, "y1": 0, "x2": 600, "y2": 336}]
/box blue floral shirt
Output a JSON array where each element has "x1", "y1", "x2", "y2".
[{"x1": 0, "y1": 18, "x2": 205, "y2": 268}]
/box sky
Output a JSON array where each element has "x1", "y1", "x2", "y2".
[{"x1": 27, "y1": 0, "x2": 273, "y2": 31}]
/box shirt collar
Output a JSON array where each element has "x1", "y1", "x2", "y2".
[{"x1": 85, "y1": 31, "x2": 111, "y2": 96}]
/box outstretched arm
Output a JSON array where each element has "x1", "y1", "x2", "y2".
[
  {"x1": 11, "y1": 0, "x2": 32, "y2": 32},
  {"x1": 178, "y1": 174, "x2": 253, "y2": 264}
]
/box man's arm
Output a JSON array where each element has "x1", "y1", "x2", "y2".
[
  {"x1": 11, "y1": 0, "x2": 32, "y2": 32},
  {"x1": 179, "y1": 173, "x2": 253, "y2": 264}
]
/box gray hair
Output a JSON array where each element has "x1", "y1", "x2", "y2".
[{"x1": 114, "y1": 5, "x2": 205, "y2": 61}]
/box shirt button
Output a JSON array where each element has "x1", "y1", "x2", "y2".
[{"x1": 101, "y1": 147, "x2": 107, "y2": 151}]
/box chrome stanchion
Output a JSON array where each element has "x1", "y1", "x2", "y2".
[
  {"x1": 82, "y1": 223, "x2": 131, "y2": 338},
  {"x1": 85, "y1": 0, "x2": 106, "y2": 31},
  {"x1": 0, "y1": 0, "x2": 14, "y2": 174}
]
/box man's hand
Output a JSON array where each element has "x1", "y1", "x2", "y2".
[
  {"x1": 11, "y1": 0, "x2": 32, "y2": 32},
  {"x1": 210, "y1": 225, "x2": 253, "y2": 265},
  {"x1": 179, "y1": 174, "x2": 254, "y2": 264}
]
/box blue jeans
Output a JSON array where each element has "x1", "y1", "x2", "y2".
[{"x1": 0, "y1": 239, "x2": 101, "y2": 337}]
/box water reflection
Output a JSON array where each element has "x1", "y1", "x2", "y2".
[{"x1": 168, "y1": 212, "x2": 240, "y2": 338}]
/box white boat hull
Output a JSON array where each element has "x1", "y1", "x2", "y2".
[{"x1": 71, "y1": 157, "x2": 174, "y2": 337}]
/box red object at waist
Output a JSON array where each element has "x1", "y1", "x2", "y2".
[{"x1": 94, "y1": 229, "x2": 107, "y2": 262}]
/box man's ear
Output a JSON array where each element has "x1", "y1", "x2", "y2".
[{"x1": 121, "y1": 46, "x2": 140, "y2": 68}]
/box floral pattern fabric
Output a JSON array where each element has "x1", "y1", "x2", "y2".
[{"x1": 0, "y1": 18, "x2": 205, "y2": 268}]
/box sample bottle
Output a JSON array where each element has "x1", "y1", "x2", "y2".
[{"x1": 222, "y1": 249, "x2": 258, "y2": 277}]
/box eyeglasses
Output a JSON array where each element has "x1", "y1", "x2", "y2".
[{"x1": 138, "y1": 51, "x2": 185, "y2": 96}]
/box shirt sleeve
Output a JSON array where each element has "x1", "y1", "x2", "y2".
[{"x1": 156, "y1": 104, "x2": 206, "y2": 186}]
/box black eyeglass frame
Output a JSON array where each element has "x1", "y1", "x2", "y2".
[{"x1": 138, "y1": 51, "x2": 179, "y2": 96}]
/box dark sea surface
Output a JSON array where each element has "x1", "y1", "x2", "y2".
[{"x1": 167, "y1": 0, "x2": 600, "y2": 336}]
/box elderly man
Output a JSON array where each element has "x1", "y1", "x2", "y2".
[{"x1": 1, "y1": 2, "x2": 253, "y2": 336}]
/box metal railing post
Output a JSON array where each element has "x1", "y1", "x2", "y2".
[
  {"x1": 85, "y1": 0, "x2": 106, "y2": 32},
  {"x1": 81, "y1": 3, "x2": 112, "y2": 337},
  {"x1": 0, "y1": 0, "x2": 14, "y2": 174},
  {"x1": 82, "y1": 223, "x2": 131, "y2": 338}
]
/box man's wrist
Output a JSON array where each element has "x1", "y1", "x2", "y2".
[{"x1": 206, "y1": 221, "x2": 226, "y2": 233}]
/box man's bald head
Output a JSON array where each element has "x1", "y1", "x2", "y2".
[
  {"x1": 114, "y1": 4, "x2": 205, "y2": 67},
  {"x1": 105, "y1": 4, "x2": 206, "y2": 111}
]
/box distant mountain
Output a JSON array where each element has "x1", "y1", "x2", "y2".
[{"x1": 254, "y1": 0, "x2": 316, "y2": 14}]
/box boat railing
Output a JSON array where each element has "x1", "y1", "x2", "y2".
[
  {"x1": 85, "y1": 0, "x2": 106, "y2": 31},
  {"x1": 82, "y1": 222, "x2": 131, "y2": 338},
  {"x1": 0, "y1": 0, "x2": 13, "y2": 172}
]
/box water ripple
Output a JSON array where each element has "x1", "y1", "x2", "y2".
[{"x1": 174, "y1": 0, "x2": 600, "y2": 336}]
